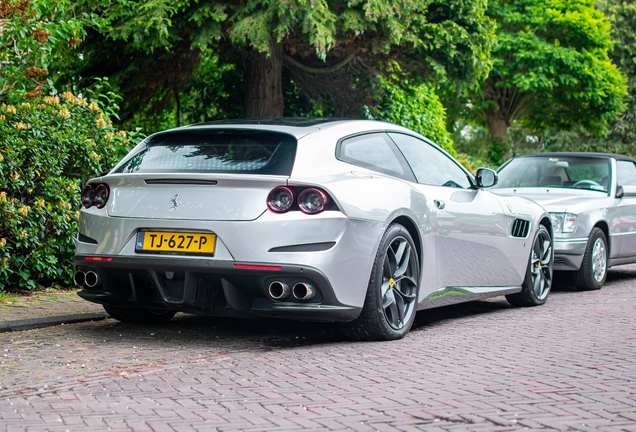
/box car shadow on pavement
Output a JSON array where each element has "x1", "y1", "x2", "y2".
[
  {"x1": 605, "y1": 266, "x2": 636, "y2": 284},
  {"x1": 411, "y1": 298, "x2": 512, "y2": 332},
  {"x1": 411, "y1": 264, "x2": 636, "y2": 333},
  {"x1": 69, "y1": 266, "x2": 636, "y2": 349},
  {"x1": 76, "y1": 313, "x2": 349, "y2": 350},
  {"x1": 549, "y1": 265, "x2": 636, "y2": 294},
  {"x1": 72, "y1": 299, "x2": 519, "y2": 351}
]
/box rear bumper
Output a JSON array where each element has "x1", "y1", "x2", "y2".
[
  {"x1": 74, "y1": 255, "x2": 361, "y2": 322},
  {"x1": 76, "y1": 210, "x2": 384, "y2": 310}
]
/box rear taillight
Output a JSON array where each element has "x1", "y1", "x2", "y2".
[
  {"x1": 298, "y1": 188, "x2": 327, "y2": 214},
  {"x1": 93, "y1": 184, "x2": 110, "y2": 208},
  {"x1": 267, "y1": 187, "x2": 294, "y2": 213},
  {"x1": 81, "y1": 183, "x2": 110, "y2": 209},
  {"x1": 267, "y1": 186, "x2": 333, "y2": 214},
  {"x1": 81, "y1": 185, "x2": 95, "y2": 208}
]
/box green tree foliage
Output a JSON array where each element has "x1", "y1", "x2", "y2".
[
  {"x1": 519, "y1": 0, "x2": 636, "y2": 156},
  {"x1": 65, "y1": 0, "x2": 496, "y2": 121},
  {"x1": 119, "y1": 45, "x2": 248, "y2": 132},
  {"x1": 0, "y1": 0, "x2": 84, "y2": 99},
  {"x1": 606, "y1": 0, "x2": 636, "y2": 148},
  {"x1": 469, "y1": 0, "x2": 626, "y2": 158},
  {"x1": 363, "y1": 80, "x2": 455, "y2": 156}
]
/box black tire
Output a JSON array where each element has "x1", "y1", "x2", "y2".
[
  {"x1": 572, "y1": 227, "x2": 607, "y2": 291},
  {"x1": 506, "y1": 224, "x2": 553, "y2": 307},
  {"x1": 104, "y1": 305, "x2": 176, "y2": 324},
  {"x1": 340, "y1": 224, "x2": 420, "y2": 341}
]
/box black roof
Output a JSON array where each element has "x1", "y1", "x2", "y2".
[
  {"x1": 195, "y1": 117, "x2": 351, "y2": 127},
  {"x1": 516, "y1": 152, "x2": 636, "y2": 163}
]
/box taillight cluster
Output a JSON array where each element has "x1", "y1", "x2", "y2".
[
  {"x1": 81, "y1": 183, "x2": 110, "y2": 209},
  {"x1": 267, "y1": 186, "x2": 332, "y2": 214}
]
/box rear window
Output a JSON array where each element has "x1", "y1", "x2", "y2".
[{"x1": 113, "y1": 130, "x2": 297, "y2": 175}]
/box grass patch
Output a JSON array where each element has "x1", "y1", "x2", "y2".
[{"x1": 0, "y1": 292, "x2": 19, "y2": 303}]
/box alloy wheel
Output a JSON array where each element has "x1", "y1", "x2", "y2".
[
  {"x1": 592, "y1": 238, "x2": 607, "y2": 283},
  {"x1": 381, "y1": 236, "x2": 418, "y2": 330},
  {"x1": 530, "y1": 230, "x2": 553, "y2": 300}
]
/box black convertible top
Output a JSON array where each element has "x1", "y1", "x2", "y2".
[
  {"x1": 196, "y1": 117, "x2": 349, "y2": 127},
  {"x1": 516, "y1": 152, "x2": 636, "y2": 163}
]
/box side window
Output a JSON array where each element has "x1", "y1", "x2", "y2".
[
  {"x1": 388, "y1": 133, "x2": 472, "y2": 188},
  {"x1": 617, "y1": 161, "x2": 636, "y2": 186},
  {"x1": 337, "y1": 133, "x2": 415, "y2": 181}
]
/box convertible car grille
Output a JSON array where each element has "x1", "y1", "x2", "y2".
[{"x1": 511, "y1": 219, "x2": 530, "y2": 238}]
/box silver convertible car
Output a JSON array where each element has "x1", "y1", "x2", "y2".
[
  {"x1": 493, "y1": 152, "x2": 636, "y2": 291},
  {"x1": 74, "y1": 119, "x2": 554, "y2": 340}
]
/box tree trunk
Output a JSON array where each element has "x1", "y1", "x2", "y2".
[
  {"x1": 486, "y1": 108, "x2": 510, "y2": 163},
  {"x1": 174, "y1": 88, "x2": 182, "y2": 127},
  {"x1": 487, "y1": 110, "x2": 509, "y2": 144},
  {"x1": 243, "y1": 43, "x2": 284, "y2": 118}
]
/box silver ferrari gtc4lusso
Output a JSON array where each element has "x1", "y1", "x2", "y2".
[{"x1": 74, "y1": 119, "x2": 554, "y2": 340}]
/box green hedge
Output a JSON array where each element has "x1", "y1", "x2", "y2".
[{"x1": 0, "y1": 90, "x2": 137, "y2": 290}]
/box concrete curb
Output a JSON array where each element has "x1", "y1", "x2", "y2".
[{"x1": 0, "y1": 313, "x2": 108, "y2": 332}]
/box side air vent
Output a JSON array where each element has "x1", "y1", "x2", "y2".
[
  {"x1": 511, "y1": 219, "x2": 530, "y2": 238},
  {"x1": 145, "y1": 179, "x2": 218, "y2": 185}
]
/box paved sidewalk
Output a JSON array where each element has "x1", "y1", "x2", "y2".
[{"x1": 0, "y1": 290, "x2": 107, "y2": 331}]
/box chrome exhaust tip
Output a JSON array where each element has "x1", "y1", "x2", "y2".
[
  {"x1": 292, "y1": 282, "x2": 315, "y2": 301},
  {"x1": 268, "y1": 281, "x2": 290, "y2": 300},
  {"x1": 73, "y1": 271, "x2": 86, "y2": 286},
  {"x1": 84, "y1": 271, "x2": 100, "y2": 288}
]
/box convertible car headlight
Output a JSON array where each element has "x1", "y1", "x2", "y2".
[{"x1": 550, "y1": 213, "x2": 577, "y2": 233}]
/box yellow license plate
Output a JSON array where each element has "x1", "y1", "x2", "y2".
[{"x1": 135, "y1": 231, "x2": 216, "y2": 254}]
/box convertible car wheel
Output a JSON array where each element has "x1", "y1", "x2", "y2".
[
  {"x1": 104, "y1": 305, "x2": 177, "y2": 324},
  {"x1": 572, "y1": 227, "x2": 607, "y2": 291},
  {"x1": 341, "y1": 224, "x2": 420, "y2": 341},
  {"x1": 506, "y1": 224, "x2": 553, "y2": 306}
]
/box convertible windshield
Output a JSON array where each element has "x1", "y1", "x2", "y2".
[{"x1": 495, "y1": 156, "x2": 610, "y2": 192}]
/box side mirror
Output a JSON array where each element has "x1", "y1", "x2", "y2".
[
  {"x1": 616, "y1": 185, "x2": 624, "y2": 198},
  {"x1": 475, "y1": 168, "x2": 498, "y2": 188},
  {"x1": 617, "y1": 185, "x2": 636, "y2": 198}
]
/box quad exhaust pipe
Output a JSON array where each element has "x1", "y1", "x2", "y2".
[
  {"x1": 292, "y1": 282, "x2": 315, "y2": 301},
  {"x1": 73, "y1": 270, "x2": 85, "y2": 286},
  {"x1": 268, "y1": 281, "x2": 290, "y2": 300},
  {"x1": 85, "y1": 271, "x2": 99, "y2": 288},
  {"x1": 268, "y1": 281, "x2": 316, "y2": 301},
  {"x1": 74, "y1": 270, "x2": 100, "y2": 288}
]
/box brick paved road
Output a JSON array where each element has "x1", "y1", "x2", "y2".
[{"x1": 1, "y1": 267, "x2": 636, "y2": 431}]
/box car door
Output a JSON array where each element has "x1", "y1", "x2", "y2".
[
  {"x1": 335, "y1": 132, "x2": 438, "y2": 296},
  {"x1": 616, "y1": 160, "x2": 636, "y2": 257},
  {"x1": 387, "y1": 133, "x2": 517, "y2": 290}
]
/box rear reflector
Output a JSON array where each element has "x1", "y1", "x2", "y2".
[
  {"x1": 84, "y1": 257, "x2": 113, "y2": 261},
  {"x1": 234, "y1": 264, "x2": 282, "y2": 270}
]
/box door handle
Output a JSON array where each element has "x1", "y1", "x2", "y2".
[{"x1": 434, "y1": 200, "x2": 445, "y2": 210}]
